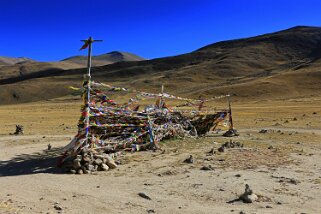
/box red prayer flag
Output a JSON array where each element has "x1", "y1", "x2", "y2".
[{"x1": 80, "y1": 40, "x2": 89, "y2": 50}]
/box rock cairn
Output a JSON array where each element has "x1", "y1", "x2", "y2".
[
  {"x1": 62, "y1": 150, "x2": 118, "y2": 174},
  {"x1": 13, "y1": 125, "x2": 24, "y2": 135},
  {"x1": 239, "y1": 184, "x2": 258, "y2": 203}
]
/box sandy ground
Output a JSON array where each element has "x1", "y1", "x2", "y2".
[{"x1": 0, "y1": 98, "x2": 321, "y2": 214}]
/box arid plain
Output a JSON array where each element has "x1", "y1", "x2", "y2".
[{"x1": 0, "y1": 96, "x2": 320, "y2": 214}]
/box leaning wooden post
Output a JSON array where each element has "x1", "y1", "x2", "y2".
[{"x1": 80, "y1": 37, "x2": 103, "y2": 147}]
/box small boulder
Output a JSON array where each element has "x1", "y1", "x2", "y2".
[
  {"x1": 239, "y1": 184, "x2": 258, "y2": 203},
  {"x1": 105, "y1": 156, "x2": 117, "y2": 169},
  {"x1": 183, "y1": 155, "x2": 194, "y2": 164},
  {"x1": 101, "y1": 163, "x2": 109, "y2": 171}
]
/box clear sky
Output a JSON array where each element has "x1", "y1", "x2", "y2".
[{"x1": 1, "y1": 0, "x2": 321, "y2": 61}]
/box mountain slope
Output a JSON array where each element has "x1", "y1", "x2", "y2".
[
  {"x1": 61, "y1": 51, "x2": 145, "y2": 67},
  {"x1": 0, "y1": 56, "x2": 34, "y2": 66},
  {"x1": 1, "y1": 26, "x2": 321, "y2": 104}
]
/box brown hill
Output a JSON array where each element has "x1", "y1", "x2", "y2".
[
  {"x1": 0, "y1": 56, "x2": 34, "y2": 66},
  {"x1": 0, "y1": 51, "x2": 145, "y2": 82},
  {"x1": 61, "y1": 51, "x2": 145, "y2": 67},
  {"x1": 1, "y1": 26, "x2": 321, "y2": 104}
]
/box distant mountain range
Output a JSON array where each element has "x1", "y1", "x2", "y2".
[
  {"x1": 1, "y1": 26, "x2": 321, "y2": 104},
  {"x1": 0, "y1": 51, "x2": 145, "y2": 80}
]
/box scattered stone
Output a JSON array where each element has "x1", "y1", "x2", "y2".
[
  {"x1": 200, "y1": 165, "x2": 214, "y2": 171},
  {"x1": 183, "y1": 155, "x2": 194, "y2": 164},
  {"x1": 77, "y1": 169, "x2": 84, "y2": 175},
  {"x1": 259, "y1": 129, "x2": 268, "y2": 134},
  {"x1": 47, "y1": 144, "x2": 52, "y2": 151},
  {"x1": 218, "y1": 140, "x2": 243, "y2": 152},
  {"x1": 284, "y1": 120, "x2": 289, "y2": 123},
  {"x1": 266, "y1": 205, "x2": 272, "y2": 208},
  {"x1": 239, "y1": 211, "x2": 246, "y2": 214},
  {"x1": 312, "y1": 112, "x2": 317, "y2": 115},
  {"x1": 147, "y1": 209, "x2": 155, "y2": 213},
  {"x1": 235, "y1": 174, "x2": 241, "y2": 177},
  {"x1": 13, "y1": 125, "x2": 24, "y2": 135},
  {"x1": 239, "y1": 184, "x2": 258, "y2": 203},
  {"x1": 223, "y1": 129, "x2": 239, "y2": 137},
  {"x1": 207, "y1": 148, "x2": 216, "y2": 155},
  {"x1": 53, "y1": 203, "x2": 62, "y2": 211},
  {"x1": 218, "y1": 146, "x2": 225, "y2": 153},
  {"x1": 293, "y1": 117, "x2": 297, "y2": 121},
  {"x1": 138, "y1": 192, "x2": 151, "y2": 200},
  {"x1": 268, "y1": 145, "x2": 274, "y2": 150}
]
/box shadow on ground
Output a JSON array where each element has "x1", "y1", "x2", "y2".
[{"x1": 0, "y1": 147, "x2": 64, "y2": 177}]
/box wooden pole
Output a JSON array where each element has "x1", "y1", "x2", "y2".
[
  {"x1": 80, "y1": 37, "x2": 103, "y2": 145},
  {"x1": 227, "y1": 95, "x2": 234, "y2": 130}
]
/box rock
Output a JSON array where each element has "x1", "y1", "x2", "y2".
[
  {"x1": 218, "y1": 146, "x2": 225, "y2": 152},
  {"x1": 183, "y1": 155, "x2": 194, "y2": 164},
  {"x1": 83, "y1": 156, "x2": 91, "y2": 163},
  {"x1": 147, "y1": 209, "x2": 155, "y2": 213},
  {"x1": 259, "y1": 129, "x2": 268, "y2": 133},
  {"x1": 312, "y1": 112, "x2": 317, "y2": 115},
  {"x1": 77, "y1": 169, "x2": 84, "y2": 175},
  {"x1": 88, "y1": 164, "x2": 95, "y2": 171},
  {"x1": 69, "y1": 169, "x2": 76, "y2": 174},
  {"x1": 101, "y1": 163, "x2": 109, "y2": 171},
  {"x1": 13, "y1": 125, "x2": 24, "y2": 135},
  {"x1": 47, "y1": 144, "x2": 52, "y2": 150},
  {"x1": 105, "y1": 156, "x2": 117, "y2": 169},
  {"x1": 266, "y1": 205, "x2": 272, "y2": 208},
  {"x1": 239, "y1": 184, "x2": 258, "y2": 203},
  {"x1": 138, "y1": 192, "x2": 151, "y2": 200},
  {"x1": 82, "y1": 167, "x2": 89, "y2": 174},
  {"x1": 241, "y1": 193, "x2": 258, "y2": 203},
  {"x1": 200, "y1": 165, "x2": 214, "y2": 171},
  {"x1": 207, "y1": 148, "x2": 215, "y2": 155},
  {"x1": 235, "y1": 174, "x2": 241, "y2": 177},
  {"x1": 94, "y1": 158, "x2": 103, "y2": 166},
  {"x1": 223, "y1": 129, "x2": 239, "y2": 137},
  {"x1": 73, "y1": 159, "x2": 81, "y2": 169},
  {"x1": 268, "y1": 145, "x2": 274, "y2": 149},
  {"x1": 54, "y1": 203, "x2": 62, "y2": 211}
]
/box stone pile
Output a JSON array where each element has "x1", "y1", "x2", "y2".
[
  {"x1": 62, "y1": 150, "x2": 118, "y2": 174},
  {"x1": 218, "y1": 140, "x2": 243, "y2": 152}
]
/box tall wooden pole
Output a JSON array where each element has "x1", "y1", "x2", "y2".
[
  {"x1": 227, "y1": 95, "x2": 234, "y2": 130},
  {"x1": 80, "y1": 37, "x2": 102, "y2": 145}
]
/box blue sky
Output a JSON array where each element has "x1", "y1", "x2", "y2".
[{"x1": 1, "y1": 0, "x2": 321, "y2": 61}]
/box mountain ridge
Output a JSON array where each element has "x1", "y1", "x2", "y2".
[{"x1": 1, "y1": 26, "x2": 321, "y2": 104}]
